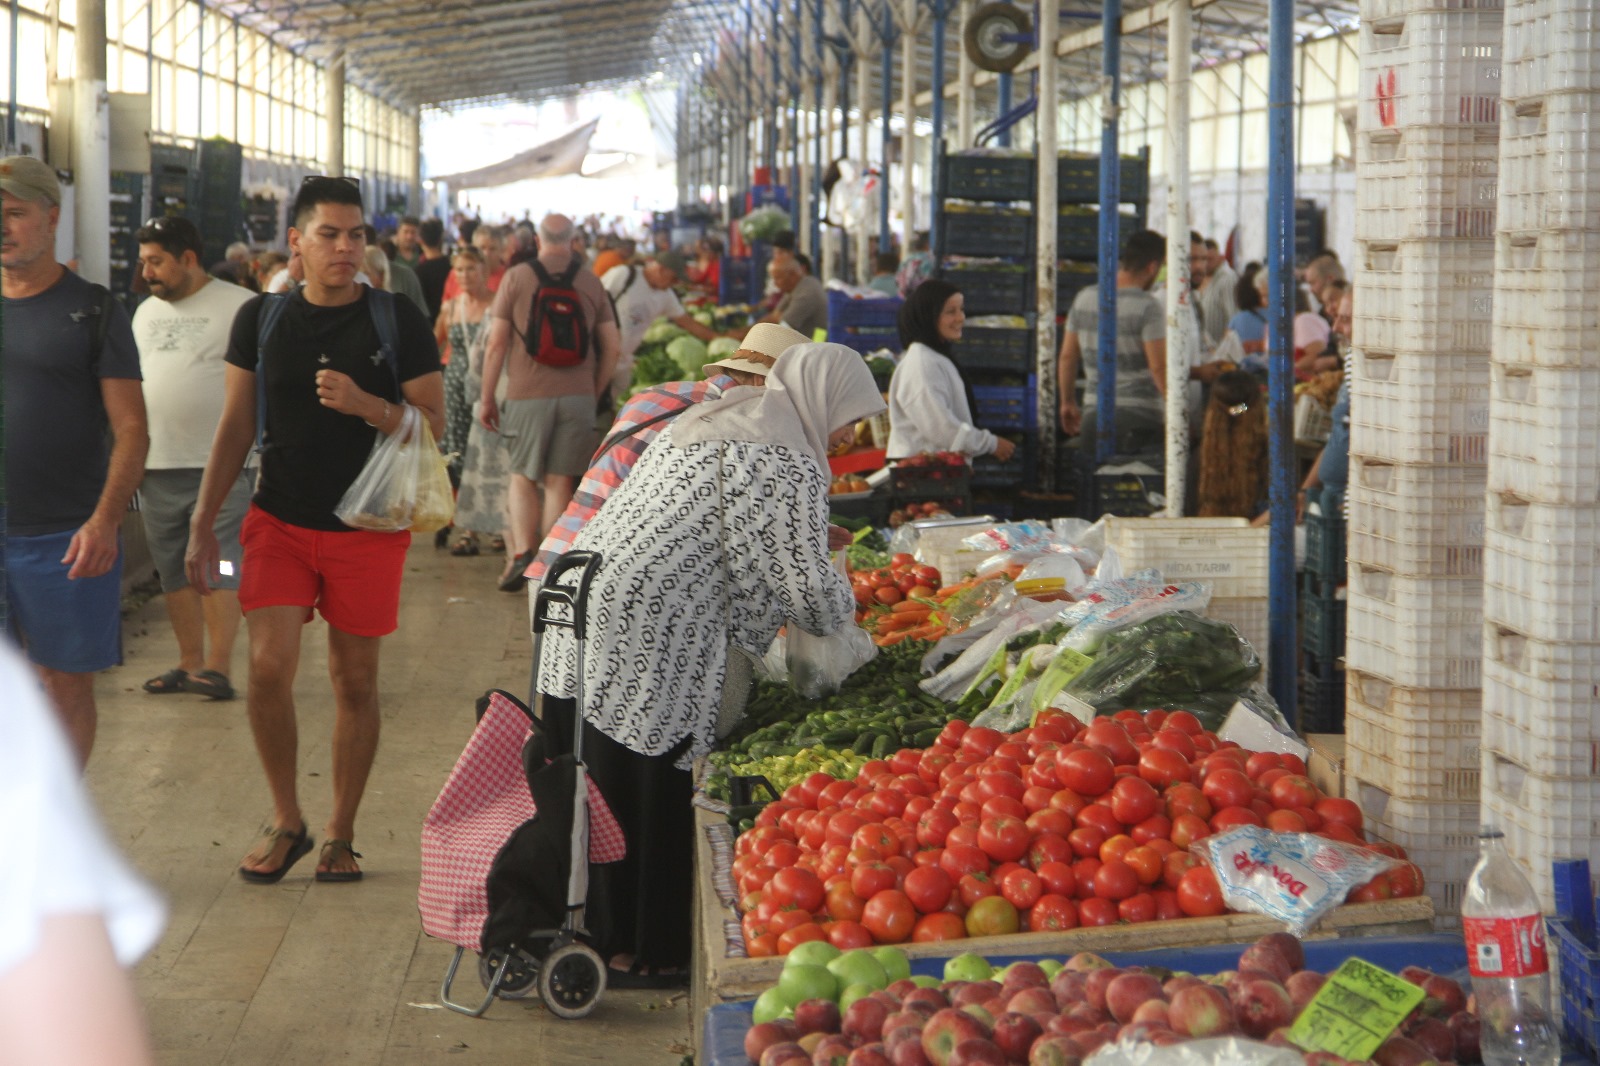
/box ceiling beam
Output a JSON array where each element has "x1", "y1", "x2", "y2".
[{"x1": 364, "y1": 37, "x2": 665, "y2": 82}]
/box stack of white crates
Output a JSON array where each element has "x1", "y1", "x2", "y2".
[
  {"x1": 1346, "y1": 0, "x2": 1502, "y2": 922},
  {"x1": 1481, "y1": 0, "x2": 1600, "y2": 910}
]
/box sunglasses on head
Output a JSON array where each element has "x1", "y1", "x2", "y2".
[{"x1": 301, "y1": 174, "x2": 361, "y2": 189}]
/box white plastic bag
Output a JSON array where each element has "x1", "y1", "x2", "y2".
[
  {"x1": 1198, "y1": 825, "x2": 1400, "y2": 938},
  {"x1": 334, "y1": 405, "x2": 455, "y2": 533},
  {"x1": 1085, "y1": 1036, "x2": 1303, "y2": 1066},
  {"x1": 787, "y1": 623, "x2": 876, "y2": 698}
]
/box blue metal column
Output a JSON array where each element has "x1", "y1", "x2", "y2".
[
  {"x1": 792, "y1": 0, "x2": 804, "y2": 235},
  {"x1": 996, "y1": 72, "x2": 1012, "y2": 148},
  {"x1": 812, "y1": 0, "x2": 825, "y2": 257},
  {"x1": 746, "y1": 0, "x2": 756, "y2": 190},
  {"x1": 1266, "y1": 0, "x2": 1298, "y2": 719},
  {"x1": 6, "y1": 0, "x2": 17, "y2": 146},
  {"x1": 1095, "y1": 0, "x2": 1121, "y2": 466},
  {"x1": 879, "y1": 3, "x2": 894, "y2": 253},
  {"x1": 768, "y1": 0, "x2": 781, "y2": 174},
  {"x1": 930, "y1": 0, "x2": 949, "y2": 262}
]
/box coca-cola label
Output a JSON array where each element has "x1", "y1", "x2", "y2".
[{"x1": 1463, "y1": 914, "x2": 1549, "y2": 978}]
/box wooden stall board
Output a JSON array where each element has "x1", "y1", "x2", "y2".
[{"x1": 690, "y1": 807, "x2": 1434, "y2": 1058}]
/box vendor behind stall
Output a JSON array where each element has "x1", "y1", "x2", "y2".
[
  {"x1": 886, "y1": 279, "x2": 1016, "y2": 462},
  {"x1": 534, "y1": 342, "x2": 886, "y2": 985}
]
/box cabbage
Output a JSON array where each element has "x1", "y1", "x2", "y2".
[
  {"x1": 642, "y1": 318, "x2": 686, "y2": 346},
  {"x1": 707, "y1": 337, "x2": 740, "y2": 357},
  {"x1": 666, "y1": 336, "x2": 711, "y2": 379}
]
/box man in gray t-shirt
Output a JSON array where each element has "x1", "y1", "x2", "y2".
[
  {"x1": 769, "y1": 256, "x2": 828, "y2": 339},
  {"x1": 1058, "y1": 229, "x2": 1222, "y2": 458}
]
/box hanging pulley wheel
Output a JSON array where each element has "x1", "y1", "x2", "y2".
[{"x1": 964, "y1": 2, "x2": 1033, "y2": 73}]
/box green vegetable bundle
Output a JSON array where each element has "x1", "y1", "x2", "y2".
[{"x1": 1063, "y1": 611, "x2": 1262, "y2": 721}]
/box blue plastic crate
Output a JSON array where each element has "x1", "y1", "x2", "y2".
[
  {"x1": 826, "y1": 288, "x2": 902, "y2": 329},
  {"x1": 1301, "y1": 592, "x2": 1346, "y2": 662},
  {"x1": 1057, "y1": 210, "x2": 1138, "y2": 261},
  {"x1": 1057, "y1": 153, "x2": 1152, "y2": 205},
  {"x1": 1553, "y1": 859, "x2": 1600, "y2": 1061},
  {"x1": 1057, "y1": 266, "x2": 1098, "y2": 312},
  {"x1": 942, "y1": 154, "x2": 1035, "y2": 202},
  {"x1": 971, "y1": 433, "x2": 1035, "y2": 488},
  {"x1": 940, "y1": 265, "x2": 1030, "y2": 315},
  {"x1": 942, "y1": 210, "x2": 1032, "y2": 258},
  {"x1": 955, "y1": 327, "x2": 1033, "y2": 373},
  {"x1": 718, "y1": 255, "x2": 753, "y2": 304},
  {"x1": 1306, "y1": 508, "x2": 1347, "y2": 582},
  {"x1": 746, "y1": 184, "x2": 790, "y2": 210},
  {"x1": 825, "y1": 325, "x2": 900, "y2": 353},
  {"x1": 1298, "y1": 652, "x2": 1345, "y2": 734},
  {"x1": 973, "y1": 377, "x2": 1038, "y2": 431}
]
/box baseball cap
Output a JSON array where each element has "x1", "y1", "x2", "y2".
[
  {"x1": 703, "y1": 322, "x2": 810, "y2": 378},
  {"x1": 0, "y1": 156, "x2": 61, "y2": 205},
  {"x1": 653, "y1": 250, "x2": 689, "y2": 278}
]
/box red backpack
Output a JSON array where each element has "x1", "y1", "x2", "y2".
[{"x1": 523, "y1": 260, "x2": 590, "y2": 367}]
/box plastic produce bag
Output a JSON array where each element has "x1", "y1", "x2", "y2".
[
  {"x1": 1063, "y1": 611, "x2": 1262, "y2": 722},
  {"x1": 1085, "y1": 1036, "x2": 1304, "y2": 1066},
  {"x1": 785, "y1": 552, "x2": 877, "y2": 698},
  {"x1": 919, "y1": 601, "x2": 1066, "y2": 700},
  {"x1": 335, "y1": 405, "x2": 455, "y2": 533},
  {"x1": 1198, "y1": 825, "x2": 1400, "y2": 938},
  {"x1": 961, "y1": 520, "x2": 1058, "y2": 553},
  {"x1": 1060, "y1": 581, "x2": 1214, "y2": 654}
]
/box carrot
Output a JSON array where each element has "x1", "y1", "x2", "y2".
[
  {"x1": 891, "y1": 600, "x2": 933, "y2": 615},
  {"x1": 876, "y1": 614, "x2": 923, "y2": 633},
  {"x1": 875, "y1": 630, "x2": 911, "y2": 647},
  {"x1": 935, "y1": 580, "x2": 980, "y2": 599},
  {"x1": 902, "y1": 623, "x2": 943, "y2": 641}
]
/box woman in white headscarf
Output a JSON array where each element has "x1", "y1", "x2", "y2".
[{"x1": 536, "y1": 342, "x2": 885, "y2": 985}]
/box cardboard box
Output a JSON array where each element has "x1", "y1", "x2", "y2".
[{"x1": 1307, "y1": 733, "x2": 1347, "y2": 798}]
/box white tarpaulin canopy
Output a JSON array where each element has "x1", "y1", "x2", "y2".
[{"x1": 430, "y1": 118, "x2": 600, "y2": 190}]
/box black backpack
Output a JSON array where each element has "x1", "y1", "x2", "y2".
[{"x1": 524, "y1": 261, "x2": 590, "y2": 367}]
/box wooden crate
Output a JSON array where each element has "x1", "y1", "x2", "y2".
[{"x1": 692, "y1": 809, "x2": 1434, "y2": 1053}]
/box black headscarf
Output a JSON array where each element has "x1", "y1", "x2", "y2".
[{"x1": 898, "y1": 277, "x2": 961, "y2": 356}]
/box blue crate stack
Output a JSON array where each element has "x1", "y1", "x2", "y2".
[
  {"x1": 1299, "y1": 508, "x2": 1347, "y2": 734},
  {"x1": 825, "y1": 288, "x2": 902, "y2": 353}
]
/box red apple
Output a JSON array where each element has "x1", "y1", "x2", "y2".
[
  {"x1": 1286, "y1": 970, "x2": 1327, "y2": 1013},
  {"x1": 905, "y1": 988, "x2": 951, "y2": 1015},
  {"x1": 889, "y1": 1042, "x2": 932, "y2": 1066},
  {"x1": 1082, "y1": 968, "x2": 1124, "y2": 1013},
  {"x1": 815, "y1": 1035, "x2": 854, "y2": 1066},
  {"x1": 1006, "y1": 987, "x2": 1058, "y2": 1018},
  {"x1": 749, "y1": 1021, "x2": 802, "y2": 1063},
  {"x1": 1130, "y1": 1000, "x2": 1170, "y2": 1027},
  {"x1": 1371, "y1": 1035, "x2": 1436, "y2": 1066},
  {"x1": 1420, "y1": 974, "x2": 1467, "y2": 1017},
  {"x1": 1104, "y1": 972, "x2": 1165, "y2": 1024},
  {"x1": 1167, "y1": 984, "x2": 1236, "y2": 1037},
  {"x1": 845, "y1": 998, "x2": 893, "y2": 1045},
  {"x1": 847, "y1": 1045, "x2": 893, "y2": 1066},
  {"x1": 1026, "y1": 1035, "x2": 1082, "y2": 1066},
  {"x1": 764, "y1": 1043, "x2": 812, "y2": 1066},
  {"x1": 991, "y1": 1012, "x2": 1044, "y2": 1063},
  {"x1": 1049, "y1": 971, "x2": 1087, "y2": 1010},
  {"x1": 1237, "y1": 942, "x2": 1295, "y2": 983},
  {"x1": 1407, "y1": 1016, "x2": 1456, "y2": 1061},
  {"x1": 1448, "y1": 1010, "x2": 1481, "y2": 1063},
  {"x1": 921, "y1": 1008, "x2": 992, "y2": 1066},
  {"x1": 796, "y1": 999, "x2": 843, "y2": 1037},
  {"x1": 1231, "y1": 978, "x2": 1295, "y2": 1039}
]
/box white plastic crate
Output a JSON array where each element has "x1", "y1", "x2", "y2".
[
  {"x1": 1345, "y1": 456, "x2": 1485, "y2": 577},
  {"x1": 1345, "y1": 669, "x2": 1483, "y2": 760},
  {"x1": 1345, "y1": 563, "x2": 1483, "y2": 689},
  {"x1": 1353, "y1": 784, "x2": 1480, "y2": 916},
  {"x1": 1104, "y1": 517, "x2": 1268, "y2": 599},
  {"x1": 1347, "y1": 347, "x2": 1489, "y2": 465},
  {"x1": 1359, "y1": 11, "x2": 1503, "y2": 132},
  {"x1": 1494, "y1": 235, "x2": 1600, "y2": 341},
  {"x1": 1354, "y1": 238, "x2": 1495, "y2": 354},
  {"x1": 1482, "y1": 496, "x2": 1600, "y2": 641},
  {"x1": 1482, "y1": 624, "x2": 1600, "y2": 777},
  {"x1": 1480, "y1": 752, "x2": 1600, "y2": 909},
  {"x1": 1503, "y1": 1, "x2": 1600, "y2": 99},
  {"x1": 1361, "y1": 0, "x2": 1502, "y2": 25},
  {"x1": 1354, "y1": 127, "x2": 1499, "y2": 241},
  {"x1": 1496, "y1": 109, "x2": 1600, "y2": 235},
  {"x1": 1345, "y1": 708, "x2": 1482, "y2": 801},
  {"x1": 1486, "y1": 362, "x2": 1600, "y2": 505}
]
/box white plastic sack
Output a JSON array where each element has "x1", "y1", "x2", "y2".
[{"x1": 1085, "y1": 1036, "x2": 1304, "y2": 1066}]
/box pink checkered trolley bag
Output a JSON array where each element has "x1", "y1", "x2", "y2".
[{"x1": 422, "y1": 551, "x2": 624, "y2": 1019}]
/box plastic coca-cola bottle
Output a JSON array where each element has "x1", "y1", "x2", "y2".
[{"x1": 1461, "y1": 827, "x2": 1561, "y2": 1066}]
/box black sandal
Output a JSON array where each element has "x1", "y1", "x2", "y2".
[
  {"x1": 239, "y1": 824, "x2": 313, "y2": 884},
  {"x1": 450, "y1": 535, "x2": 480, "y2": 556},
  {"x1": 181, "y1": 669, "x2": 235, "y2": 701},
  {"x1": 143, "y1": 667, "x2": 191, "y2": 694},
  {"x1": 315, "y1": 839, "x2": 364, "y2": 883}
]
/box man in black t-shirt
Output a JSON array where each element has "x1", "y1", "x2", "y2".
[{"x1": 186, "y1": 176, "x2": 444, "y2": 886}]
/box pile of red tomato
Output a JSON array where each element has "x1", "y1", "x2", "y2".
[
  {"x1": 852, "y1": 553, "x2": 943, "y2": 611},
  {"x1": 732, "y1": 709, "x2": 1425, "y2": 957}
]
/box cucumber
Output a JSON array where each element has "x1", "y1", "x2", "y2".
[
  {"x1": 912, "y1": 727, "x2": 942, "y2": 747},
  {"x1": 871, "y1": 734, "x2": 893, "y2": 759},
  {"x1": 851, "y1": 732, "x2": 878, "y2": 755}
]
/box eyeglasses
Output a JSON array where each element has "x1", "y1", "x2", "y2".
[{"x1": 301, "y1": 174, "x2": 361, "y2": 188}]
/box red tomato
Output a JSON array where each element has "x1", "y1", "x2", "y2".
[
  {"x1": 1068, "y1": 825, "x2": 1107, "y2": 859},
  {"x1": 939, "y1": 843, "x2": 991, "y2": 882},
  {"x1": 769, "y1": 867, "x2": 824, "y2": 912},
  {"x1": 1093, "y1": 860, "x2": 1139, "y2": 901},
  {"x1": 1077, "y1": 897, "x2": 1119, "y2": 927},
  {"x1": 1176, "y1": 866, "x2": 1227, "y2": 917},
  {"x1": 1151, "y1": 728, "x2": 1197, "y2": 761},
  {"x1": 1265, "y1": 808, "x2": 1309, "y2": 834},
  {"x1": 1028, "y1": 893, "x2": 1079, "y2": 932},
  {"x1": 946, "y1": 824, "x2": 980, "y2": 850},
  {"x1": 1083, "y1": 719, "x2": 1140, "y2": 765},
  {"x1": 1049, "y1": 787, "x2": 1088, "y2": 818},
  {"x1": 1075, "y1": 803, "x2": 1123, "y2": 840},
  {"x1": 1201, "y1": 767, "x2": 1255, "y2": 811},
  {"x1": 964, "y1": 895, "x2": 1020, "y2": 938},
  {"x1": 1036, "y1": 860, "x2": 1076, "y2": 897},
  {"x1": 977, "y1": 816, "x2": 1030, "y2": 863},
  {"x1": 981, "y1": 795, "x2": 1029, "y2": 821},
  {"x1": 1269, "y1": 774, "x2": 1320, "y2": 810},
  {"x1": 1118, "y1": 892, "x2": 1156, "y2": 924},
  {"x1": 1321, "y1": 822, "x2": 1364, "y2": 845},
  {"x1": 827, "y1": 919, "x2": 875, "y2": 950},
  {"x1": 1027, "y1": 831, "x2": 1074, "y2": 869},
  {"x1": 1169, "y1": 812, "x2": 1212, "y2": 849},
  {"x1": 1057, "y1": 749, "x2": 1116, "y2": 797},
  {"x1": 911, "y1": 911, "x2": 968, "y2": 942},
  {"x1": 1347, "y1": 875, "x2": 1392, "y2": 903},
  {"x1": 747, "y1": 932, "x2": 779, "y2": 957},
  {"x1": 902, "y1": 865, "x2": 954, "y2": 913},
  {"x1": 1387, "y1": 861, "x2": 1425, "y2": 899},
  {"x1": 851, "y1": 862, "x2": 897, "y2": 900},
  {"x1": 1164, "y1": 711, "x2": 1203, "y2": 735},
  {"x1": 1000, "y1": 868, "x2": 1044, "y2": 911},
  {"x1": 916, "y1": 808, "x2": 959, "y2": 849},
  {"x1": 958, "y1": 872, "x2": 1000, "y2": 907},
  {"x1": 913, "y1": 564, "x2": 941, "y2": 585},
  {"x1": 1110, "y1": 776, "x2": 1162, "y2": 825},
  {"x1": 1129, "y1": 813, "x2": 1172, "y2": 845},
  {"x1": 861, "y1": 889, "x2": 917, "y2": 943},
  {"x1": 1315, "y1": 796, "x2": 1365, "y2": 833},
  {"x1": 825, "y1": 882, "x2": 867, "y2": 922},
  {"x1": 1025, "y1": 808, "x2": 1075, "y2": 839},
  {"x1": 1210, "y1": 805, "x2": 1266, "y2": 831},
  {"x1": 777, "y1": 922, "x2": 827, "y2": 954},
  {"x1": 891, "y1": 552, "x2": 916, "y2": 568},
  {"x1": 1138, "y1": 747, "x2": 1193, "y2": 789},
  {"x1": 1244, "y1": 751, "x2": 1285, "y2": 780},
  {"x1": 1162, "y1": 851, "x2": 1201, "y2": 890},
  {"x1": 1072, "y1": 857, "x2": 1103, "y2": 900},
  {"x1": 936, "y1": 720, "x2": 970, "y2": 748},
  {"x1": 1099, "y1": 833, "x2": 1136, "y2": 865},
  {"x1": 768, "y1": 907, "x2": 813, "y2": 936},
  {"x1": 1280, "y1": 753, "x2": 1308, "y2": 775},
  {"x1": 960, "y1": 727, "x2": 1006, "y2": 759},
  {"x1": 1164, "y1": 783, "x2": 1213, "y2": 821},
  {"x1": 1152, "y1": 889, "x2": 1183, "y2": 922},
  {"x1": 866, "y1": 789, "x2": 909, "y2": 821},
  {"x1": 1122, "y1": 846, "x2": 1163, "y2": 886},
  {"x1": 1292, "y1": 805, "x2": 1325, "y2": 831},
  {"x1": 852, "y1": 824, "x2": 899, "y2": 859}
]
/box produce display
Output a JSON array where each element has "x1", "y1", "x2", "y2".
[
  {"x1": 727, "y1": 709, "x2": 1423, "y2": 956},
  {"x1": 833, "y1": 476, "x2": 875, "y2": 495},
  {"x1": 738, "y1": 933, "x2": 1486, "y2": 1065}
]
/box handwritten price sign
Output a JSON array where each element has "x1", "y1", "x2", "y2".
[{"x1": 1288, "y1": 958, "x2": 1426, "y2": 1060}]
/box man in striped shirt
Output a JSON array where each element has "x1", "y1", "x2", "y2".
[{"x1": 525, "y1": 322, "x2": 811, "y2": 585}]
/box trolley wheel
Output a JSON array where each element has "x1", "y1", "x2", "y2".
[
  {"x1": 478, "y1": 948, "x2": 537, "y2": 999},
  {"x1": 964, "y1": 2, "x2": 1032, "y2": 73},
  {"x1": 537, "y1": 942, "x2": 607, "y2": 1019}
]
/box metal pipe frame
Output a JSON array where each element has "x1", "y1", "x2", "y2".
[
  {"x1": 1094, "y1": 0, "x2": 1121, "y2": 467},
  {"x1": 1265, "y1": 0, "x2": 1297, "y2": 718},
  {"x1": 1163, "y1": 0, "x2": 1193, "y2": 515}
]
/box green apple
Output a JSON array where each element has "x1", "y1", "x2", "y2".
[
  {"x1": 871, "y1": 946, "x2": 912, "y2": 984},
  {"x1": 943, "y1": 952, "x2": 994, "y2": 984},
  {"x1": 787, "y1": 940, "x2": 842, "y2": 969},
  {"x1": 1038, "y1": 959, "x2": 1064, "y2": 979},
  {"x1": 777, "y1": 963, "x2": 839, "y2": 1008},
  {"x1": 752, "y1": 987, "x2": 790, "y2": 1025},
  {"x1": 910, "y1": 975, "x2": 942, "y2": 988},
  {"x1": 838, "y1": 982, "x2": 876, "y2": 1011},
  {"x1": 827, "y1": 949, "x2": 888, "y2": 992}
]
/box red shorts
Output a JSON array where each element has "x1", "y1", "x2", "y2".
[{"x1": 238, "y1": 505, "x2": 411, "y2": 637}]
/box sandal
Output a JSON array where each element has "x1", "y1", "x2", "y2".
[
  {"x1": 490, "y1": 535, "x2": 506, "y2": 552},
  {"x1": 239, "y1": 824, "x2": 313, "y2": 884},
  {"x1": 315, "y1": 839, "x2": 364, "y2": 883},
  {"x1": 143, "y1": 667, "x2": 191, "y2": 694},
  {"x1": 498, "y1": 551, "x2": 536, "y2": 593},
  {"x1": 450, "y1": 535, "x2": 481, "y2": 557},
  {"x1": 181, "y1": 669, "x2": 235, "y2": 701}
]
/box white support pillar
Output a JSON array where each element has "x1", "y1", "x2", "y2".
[
  {"x1": 410, "y1": 108, "x2": 423, "y2": 213},
  {"x1": 822, "y1": 53, "x2": 839, "y2": 279},
  {"x1": 72, "y1": 0, "x2": 110, "y2": 285},
  {"x1": 798, "y1": 77, "x2": 812, "y2": 248},
  {"x1": 956, "y1": 0, "x2": 975, "y2": 150},
  {"x1": 854, "y1": 7, "x2": 873, "y2": 283},
  {"x1": 1163, "y1": 0, "x2": 1195, "y2": 515},
  {"x1": 899, "y1": 0, "x2": 916, "y2": 250},
  {"x1": 1034, "y1": 0, "x2": 1058, "y2": 456},
  {"x1": 326, "y1": 48, "x2": 346, "y2": 174}
]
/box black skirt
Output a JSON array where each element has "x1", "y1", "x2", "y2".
[{"x1": 538, "y1": 695, "x2": 695, "y2": 969}]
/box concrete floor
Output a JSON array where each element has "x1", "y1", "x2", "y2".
[{"x1": 87, "y1": 541, "x2": 694, "y2": 1066}]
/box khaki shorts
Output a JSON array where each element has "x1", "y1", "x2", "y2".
[{"x1": 499, "y1": 395, "x2": 599, "y2": 481}]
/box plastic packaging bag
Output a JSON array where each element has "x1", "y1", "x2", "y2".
[
  {"x1": 1198, "y1": 825, "x2": 1400, "y2": 938},
  {"x1": 786, "y1": 552, "x2": 877, "y2": 697},
  {"x1": 335, "y1": 405, "x2": 455, "y2": 533},
  {"x1": 1063, "y1": 611, "x2": 1261, "y2": 721},
  {"x1": 961, "y1": 521, "x2": 1058, "y2": 553},
  {"x1": 1060, "y1": 581, "x2": 1215, "y2": 654},
  {"x1": 1085, "y1": 1036, "x2": 1304, "y2": 1066}
]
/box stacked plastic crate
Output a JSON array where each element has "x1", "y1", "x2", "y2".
[
  {"x1": 1345, "y1": 0, "x2": 1501, "y2": 922},
  {"x1": 1479, "y1": 0, "x2": 1600, "y2": 910}
]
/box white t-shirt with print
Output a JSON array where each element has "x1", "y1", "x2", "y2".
[
  {"x1": 133, "y1": 278, "x2": 256, "y2": 469},
  {"x1": 602, "y1": 264, "x2": 685, "y2": 358}
]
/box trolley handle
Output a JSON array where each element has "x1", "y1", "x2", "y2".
[{"x1": 533, "y1": 550, "x2": 603, "y2": 642}]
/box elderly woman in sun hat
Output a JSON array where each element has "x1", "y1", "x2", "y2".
[{"x1": 535, "y1": 340, "x2": 884, "y2": 986}]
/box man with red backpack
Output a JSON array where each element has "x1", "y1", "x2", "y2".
[{"x1": 480, "y1": 213, "x2": 620, "y2": 592}]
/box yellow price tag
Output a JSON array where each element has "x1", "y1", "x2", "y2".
[{"x1": 1287, "y1": 958, "x2": 1426, "y2": 1061}]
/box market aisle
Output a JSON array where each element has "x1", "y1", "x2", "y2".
[{"x1": 86, "y1": 541, "x2": 693, "y2": 1065}]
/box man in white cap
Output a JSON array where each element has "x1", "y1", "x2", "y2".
[
  {"x1": 0, "y1": 155, "x2": 149, "y2": 767},
  {"x1": 525, "y1": 321, "x2": 813, "y2": 588}
]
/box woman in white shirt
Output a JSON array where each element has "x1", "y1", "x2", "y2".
[{"x1": 886, "y1": 279, "x2": 1017, "y2": 462}]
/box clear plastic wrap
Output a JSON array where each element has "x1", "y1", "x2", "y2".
[
  {"x1": 1060, "y1": 581, "x2": 1215, "y2": 654},
  {"x1": 1084, "y1": 1036, "x2": 1305, "y2": 1066},
  {"x1": 1061, "y1": 611, "x2": 1262, "y2": 727},
  {"x1": 1199, "y1": 825, "x2": 1400, "y2": 938}
]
